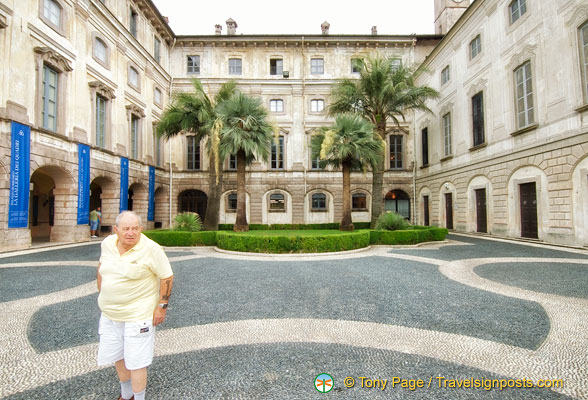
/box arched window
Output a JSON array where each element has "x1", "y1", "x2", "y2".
[
  {"x1": 384, "y1": 190, "x2": 410, "y2": 219},
  {"x1": 42, "y1": 0, "x2": 61, "y2": 28},
  {"x1": 227, "y1": 192, "x2": 237, "y2": 212},
  {"x1": 352, "y1": 193, "x2": 367, "y2": 210},
  {"x1": 311, "y1": 193, "x2": 327, "y2": 211},
  {"x1": 269, "y1": 193, "x2": 285, "y2": 211}
]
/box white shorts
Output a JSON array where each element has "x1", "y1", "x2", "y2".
[{"x1": 97, "y1": 314, "x2": 155, "y2": 370}]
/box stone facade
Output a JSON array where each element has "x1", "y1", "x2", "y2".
[{"x1": 414, "y1": 0, "x2": 588, "y2": 246}]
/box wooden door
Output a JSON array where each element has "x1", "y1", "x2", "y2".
[
  {"x1": 475, "y1": 188, "x2": 487, "y2": 233},
  {"x1": 423, "y1": 195, "x2": 430, "y2": 226},
  {"x1": 520, "y1": 182, "x2": 538, "y2": 239},
  {"x1": 445, "y1": 193, "x2": 453, "y2": 229}
]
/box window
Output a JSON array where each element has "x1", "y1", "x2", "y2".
[
  {"x1": 311, "y1": 193, "x2": 327, "y2": 211},
  {"x1": 93, "y1": 36, "x2": 108, "y2": 67},
  {"x1": 96, "y1": 95, "x2": 106, "y2": 147},
  {"x1": 352, "y1": 193, "x2": 367, "y2": 210},
  {"x1": 385, "y1": 190, "x2": 410, "y2": 219},
  {"x1": 514, "y1": 61, "x2": 535, "y2": 128},
  {"x1": 311, "y1": 154, "x2": 321, "y2": 170},
  {"x1": 227, "y1": 193, "x2": 237, "y2": 212},
  {"x1": 389, "y1": 135, "x2": 403, "y2": 169},
  {"x1": 441, "y1": 65, "x2": 450, "y2": 85},
  {"x1": 129, "y1": 8, "x2": 138, "y2": 38},
  {"x1": 311, "y1": 58, "x2": 324, "y2": 74},
  {"x1": 443, "y1": 113, "x2": 452, "y2": 156},
  {"x1": 270, "y1": 99, "x2": 284, "y2": 113},
  {"x1": 187, "y1": 55, "x2": 200, "y2": 74},
  {"x1": 130, "y1": 115, "x2": 139, "y2": 159},
  {"x1": 351, "y1": 58, "x2": 360, "y2": 73},
  {"x1": 579, "y1": 22, "x2": 588, "y2": 101},
  {"x1": 129, "y1": 66, "x2": 139, "y2": 90},
  {"x1": 229, "y1": 58, "x2": 242, "y2": 75},
  {"x1": 270, "y1": 59, "x2": 283, "y2": 75},
  {"x1": 43, "y1": 0, "x2": 61, "y2": 28},
  {"x1": 269, "y1": 193, "x2": 285, "y2": 211},
  {"x1": 421, "y1": 127, "x2": 429, "y2": 166},
  {"x1": 509, "y1": 0, "x2": 527, "y2": 24},
  {"x1": 472, "y1": 92, "x2": 485, "y2": 146},
  {"x1": 228, "y1": 154, "x2": 237, "y2": 170},
  {"x1": 154, "y1": 87, "x2": 162, "y2": 106},
  {"x1": 42, "y1": 65, "x2": 58, "y2": 131},
  {"x1": 470, "y1": 35, "x2": 481, "y2": 59},
  {"x1": 271, "y1": 136, "x2": 284, "y2": 169},
  {"x1": 310, "y1": 99, "x2": 324, "y2": 112},
  {"x1": 187, "y1": 136, "x2": 200, "y2": 170},
  {"x1": 154, "y1": 37, "x2": 161, "y2": 63},
  {"x1": 391, "y1": 58, "x2": 402, "y2": 71}
]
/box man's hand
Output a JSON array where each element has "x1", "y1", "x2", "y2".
[{"x1": 153, "y1": 306, "x2": 167, "y2": 326}]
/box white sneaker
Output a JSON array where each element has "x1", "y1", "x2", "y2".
[{"x1": 91, "y1": 235, "x2": 98, "y2": 238}]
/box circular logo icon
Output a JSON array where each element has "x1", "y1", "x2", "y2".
[{"x1": 314, "y1": 373, "x2": 334, "y2": 393}]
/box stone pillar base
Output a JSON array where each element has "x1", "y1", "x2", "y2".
[
  {"x1": 50, "y1": 224, "x2": 90, "y2": 243},
  {"x1": 1, "y1": 228, "x2": 32, "y2": 251}
]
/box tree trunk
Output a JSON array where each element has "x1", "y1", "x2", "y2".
[
  {"x1": 370, "y1": 122, "x2": 387, "y2": 228},
  {"x1": 203, "y1": 157, "x2": 222, "y2": 231},
  {"x1": 340, "y1": 160, "x2": 354, "y2": 231},
  {"x1": 234, "y1": 149, "x2": 249, "y2": 232}
]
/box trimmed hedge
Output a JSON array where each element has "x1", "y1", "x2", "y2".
[
  {"x1": 215, "y1": 230, "x2": 370, "y2": 253},
  {"x1": 143, "y1": 225, "x2": 447, "y2": 251},
  {"x1": 218, "y1": 222, "x2": 371, "y2": 231},
  {"x1": 143, "y1": 230, "x2": 216, "y2": 246},
  {"x1": 370, "y1": 226, "x2": 448, "y2": 245}
]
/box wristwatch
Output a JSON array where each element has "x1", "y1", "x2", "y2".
[{"x1": 158, "y1": 303, "x2": 168, "y2": 309}]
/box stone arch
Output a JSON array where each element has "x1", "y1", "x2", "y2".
[
  {"x1": 128, "y1": 182, "x2": 148, "y2": 224},
  {"x1": 261, "y1": 188, "x2": 292, "y2": 225},
  {"x1": 572, "y1": 155, "x2": 588, "y2": 246},
  {"x1": 29, "y1": 164, "x2": 85, "y2": 243},
  {"x1": 220, "y1": 189, "x2": 250, "y2": 225},
  {"x1": 304, "y1": 188, "x2": 334, "y2": 224},
  {"x1": 384, "y1": 189, "x2": 411, "y2": 220},
  {"x1": 178, "y1": 189, "x2": 208, "y2": 221},
  {"x1": 154, "y1": 186, "x2": 169, "y2": 229},
  {"x1": 90, "y1": 175, "x2": 117, "y2": 229},
  {"x1": 466, "y1": 175, "x2": 493, "y2": 234},
  {"x1": 439, "y1": 181, "x2": 457, "y2": 230},
  {"x1": 350, "y1": 188, "x2": 371, "y2": 223},
  {"x1": 507, "y1": 165, "x2": 549, "y2": 240}
]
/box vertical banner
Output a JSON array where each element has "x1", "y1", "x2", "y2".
[
  {"x1": 77, "y1": 144, "x2": 90, "y2": 225},
  {"x1": 119, "y1": 157, "x2": 129, "y2": 213},
  {"x1": 147, "y1": 166, "x2": 155, "y2": 221},
  {"x1": 8, "y1": 122, "x2": 31, "y2": 228}
]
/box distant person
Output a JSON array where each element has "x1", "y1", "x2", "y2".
[
  {"x1": 96, "y1": 211, "x2": 174, "y2": 400},
  {"x1": 90, "y1": 207, "x2": 102, "y2": 238}
]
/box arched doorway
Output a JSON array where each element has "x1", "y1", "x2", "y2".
[
  {"x1": 90, "y1": 176, "x2": 117, "y2": 233},
  {"x1": 128, "y1": 182, "x2": 148, "y2": 224},
  {"x1": 178, "y1": 189, "x2": 207, "y2": 221},
  {"x1": 384, "y1": 190, "x2": 410, "y2": 219},
  {"x1": 30, "y1": 169, "x2": 55, "y2": 242}
]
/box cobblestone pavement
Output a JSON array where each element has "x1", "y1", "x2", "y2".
[{"x1": 1, "y1": 234, "x2": 587, "y2": 399}]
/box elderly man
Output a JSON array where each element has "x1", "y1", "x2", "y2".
[{"x1": 97, "y1": 211, "x2": 174, "y2": 400}]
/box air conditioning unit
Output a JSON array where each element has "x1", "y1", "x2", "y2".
[{"x1": 282, "y1": 71, "x2": 289, "y2": 78}]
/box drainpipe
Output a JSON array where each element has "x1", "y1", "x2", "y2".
[
  {"x1": 301, "y1": 36, "x2": 307, "y2": 196},
  {"x1": 168, "y1": 37, "x2": 176, "y2": 228}
]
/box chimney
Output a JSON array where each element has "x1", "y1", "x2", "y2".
[
  {"x1": 215, "y1": 24, "x2": 222, "y2": 35},
  {"x1": 226, "y1": 18, "x2": 237, "y2": 35},
  {"x1": 163, "y1": 16, "x2": 169, "y2": 24},
  {"x1": 371, "y1": 26, "x2": 377, "y2": 35},
  {"x1": 321, "y1": 21, "x2": 330, "y2": 35}
]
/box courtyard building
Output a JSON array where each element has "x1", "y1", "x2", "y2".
[{"x1": 0, "y1": 0, "x2": 586, "y2": 250}]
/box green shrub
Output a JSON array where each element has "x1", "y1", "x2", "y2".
[
  {"x1": 143, "y1": 230, "x2": 217, "y2": 246},
  {"x1": 172, "y1": 212, "x2": 203, "y2": 232},
  {"x1": 375, "y1": 212, "x2": 410, "y2": 231},
  {"x1": 216, "y1": 231, "x2": 370, "y2": 253},
  {"x1": 369, "y1": 226, "x2": 448, "y2": 245},
  {"x1": 218, "y1": 222, "x2": 370, "y2": 231}
]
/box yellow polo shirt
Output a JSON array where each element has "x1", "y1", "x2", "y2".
[{"x1": 98, "y1": 233, "x2": 173, "y2": 322}]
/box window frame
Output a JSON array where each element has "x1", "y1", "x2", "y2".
[
  {"x1": 310, "y1": 99, "x2": 325, "y2": 113},
  {"x1": 514, "y1": 61, "x2": 535, "y2": 129},
  {"x1": 443, "y1": 112, "x2": 452, "y2": 157},
  {"x1": 509, "y1": 0, "x2": 527, "y2": 25},
  {"x1": 154, "y1": 86, "x2": 163, "y2": 108},
  {"x1": 187, "y1": 55, "x2": 200, "y2": 74},
  {"x1": 154, "y1": 36, "x2": 161, "y2": 63},
  {"x1": 270, "y1": 135, "x2": 284, "y2": 170},
  {"x1": 270, "y1": 58, "x2": 283, "y2": 76},
  {"x1": 40, "y1": 0, "x2": 65, "y2": 35},
  {"x1": 580, "y1": 21, "x2": 588, "y2": 103},
  {"x1": 129, "y1": 7, "x2": 138, "y2": 38},
  {"x1": 311, "y1": 192, "x2": 327, "y2": 211},
  {"x1": 421, "y1": 127, "x2": 429, "y2": 166},
  {"x1": 186, "y1": 136, "x2": 201, "y2": 170},
  {"x1": 130, "y1": 114, "x2": 140, "y2": 159},
  {"x1": 441, "y1": 65, "x2": 450, "y2": 85},
  {"x1": 351, "y1": 192, "x2": 368, "y2": 211},
  {"x1": 472, "y1": 92, "x2": 485, "y2": 147},
  {"x1": 268, "y1": 192, "x2": 286, "y2": 212},
  {"x1": 96, "y1": 94, "x2": 106, "y2": 148},
  {"x1": 226, "y1": 192, "x2": 238, "y2": 213},
  {"x1": 92, "y1": 32, "x2": 110, "y2": 69},
  {"x1": 310, "y1": 58, "x2": 324, "y2": 75},
  {"x1": 42, "y1": 64, "x2": 59, "y2": 132},
  {"x1": 128, "y1": 64, "x2": 141, "y2": 92},
  {"x1": 269, "y1": 99, "x2": 284, "y2": 113},
  {"x1": 470, "y1": 35, "x2": 482, "y2": 60},
  {"x1": 229, "y1": 58, "x2": 242, "y2": 75},
  {"x1": 389, "y1": 134, "x2": 403, "y2": 170}
]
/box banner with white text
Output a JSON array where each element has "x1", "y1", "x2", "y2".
[{"x1": 8, "y1": 122, "x2": 31, "y2": 228}]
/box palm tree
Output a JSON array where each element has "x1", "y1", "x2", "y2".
[
  {"x1": 217, "y1": 92, "x2": 275, "y2": 232},
  {"x1": 328, "y1": 55, "x2": 439, "y2": 227},
  {"x1": 311, "y1": 114, "x2": 383, "y2": 231},
  {"x1": 156, "y1": 79, "x2": 237, "y2": 231}
]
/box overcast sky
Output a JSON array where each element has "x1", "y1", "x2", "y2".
[{"x1": 151, "y1": 0, "x2": 436, "y2": 36}]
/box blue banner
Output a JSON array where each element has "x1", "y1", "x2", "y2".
[
  {"x1": 8, "y1": 122, "x2": 30, "y2": 228},
  {"x1": 148, "y1": 166, "x2": 155, "y2": 221},
  {"x1": 119, "y1": 157, "x2": 129, "y2": 212},
  {"x1": 77, "y1": 144, "x2": 90, "y2": 224}
]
